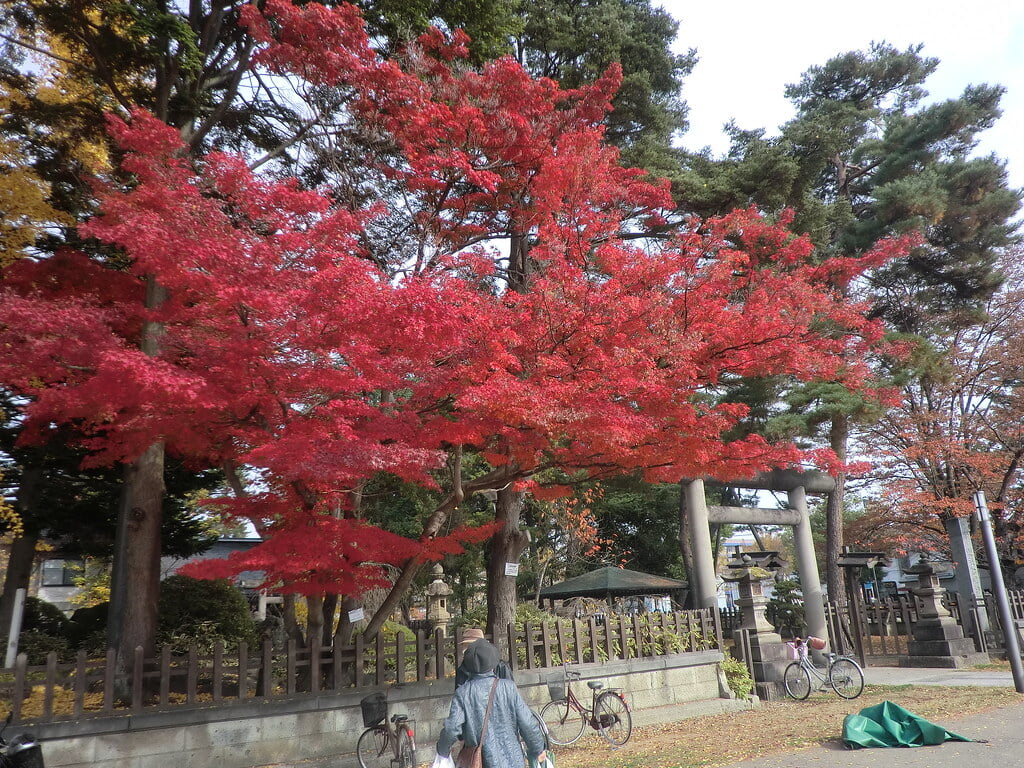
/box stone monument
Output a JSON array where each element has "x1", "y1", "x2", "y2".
[{"x1": 900, "y1": 556, "x2": 988, "y2": 668}]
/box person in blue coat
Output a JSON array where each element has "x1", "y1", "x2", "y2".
[
  {"x1": 436, "y1": 640, "x2": 547, "y2": 768},
  {"x1": 455, "y1": 630, "x2": 514, "y2": 690}
]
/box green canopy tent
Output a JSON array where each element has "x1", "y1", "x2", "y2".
[{"x1": 538, "y1": 566, "x2": 688, "y2": 612}]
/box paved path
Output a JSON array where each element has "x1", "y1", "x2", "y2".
[
  {"x1": 864, "y1": 664, "x2": 1016, "y2": 687},
  {"x1": 722, "y1": 664, "x2": 1024, "y2": 768},
  {"x1": 724, "y1": 700, "x2": 1024, "y2": 768}
]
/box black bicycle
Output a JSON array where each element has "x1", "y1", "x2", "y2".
[
  {"x1": 356, "y1": 691, "x2": 416, "y2": 768},
  {"x1": 539, "y1": 668, "x2": 632, "y2": 746}
]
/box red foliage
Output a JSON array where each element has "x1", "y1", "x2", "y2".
[{"x1": 0, "y1": 1, "x2": 905, "y2": 595}]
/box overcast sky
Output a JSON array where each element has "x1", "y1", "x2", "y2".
[{"x1": 662, "y1": 0, "x2": 1024, "y2": 192}]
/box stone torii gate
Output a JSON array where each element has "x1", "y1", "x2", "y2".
[{"x1": 684, "y1": 469, "x2": 833, "y2": 644}]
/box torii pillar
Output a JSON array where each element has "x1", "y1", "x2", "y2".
[{"x1": 685, "y1": 470, "x2": 830, "y2": 647}]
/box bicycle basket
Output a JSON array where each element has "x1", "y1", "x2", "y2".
[
  {"x1": 546, "y1": 679, "x2": 567, "y2": 702},
  {"x1": 360, "y1": 692, "x2": 387, "y2": 728},
  {"x1": 6, "y1": 736, "x2": 44, "y2": 768},
  {"x1": 807, "y1": 636, "x2": 827, "y2": 651}
]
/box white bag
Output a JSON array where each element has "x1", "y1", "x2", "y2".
[{"x1": 431, "y1": 752, "x2": 456, "y2": 768}]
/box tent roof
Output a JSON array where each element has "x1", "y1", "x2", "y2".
[{"x1": 538, "y1": 566, "x2": 688, "y2": 599}]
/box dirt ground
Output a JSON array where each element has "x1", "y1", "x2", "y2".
[{"x1": 554, "y1": 683, "x2": 1021, "y2": 768}]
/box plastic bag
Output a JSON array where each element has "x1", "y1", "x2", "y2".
[
  {"x1": 430, "y1": 752, "x2": 456, "y2": 768},
  {"x1": 529, "y1": 754, "x2": 555, "y2": 768}
]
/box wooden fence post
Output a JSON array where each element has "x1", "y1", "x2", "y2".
[
  {"x1": 187, "y1": 646, "x2": 199, "y2": 704},
  {"x1": 213, "y1": 641, "x2": 224, "y2": 701},
  {"x1": 310, "y1": 637, "x2": 321, "y2": 694},
  {"x1": 375, "y1": 632, "x2": 386, "y2": 687},
  {"x1": 43, "y1": 652, "x2": 57, "y2": 720},
  {"x1": 102, "y1": 648, "x2": 116, "y2": 714},
  {"x1": 238, "y1": 641, "x2": 249, "y2": 699},
  {"x1": 73, "y1": 650, "x2": 87, "y2": 717},
  {"x1": 260, "y1": 638, "x2": 273, "y2": 697},
  {"x1": 12, "y1": 653, "x2": 27, "y2": 723},
  {"x1": 416, "y1": 630, "x2": 427, "y2": 682},
  {"x1": 555, "y1": 621, "x2": 567, "y2": 664}
]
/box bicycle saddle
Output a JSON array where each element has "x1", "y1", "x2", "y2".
[{"x1": 587, "y1": 681, "x2": 604, "y2": 690}]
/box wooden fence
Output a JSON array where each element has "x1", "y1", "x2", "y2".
[
  {"x1": 0, "y1": 608, "x2": 721, "y2": 725},
  {"x1": 721, "y1": 588, "x2": 1024, "y2": 661}
]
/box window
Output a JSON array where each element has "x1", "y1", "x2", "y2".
[{"x1": 40, "y1": 559, "x2": 82, "y2": 587}]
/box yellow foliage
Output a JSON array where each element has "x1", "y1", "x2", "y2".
[
  {"x1": 70, "y1": 559, "x2": 112, "y2": 608},
  {"x1": 0, "y1": 472, "x2": 23, "y2": 538},
  {"x1": 0, "y1": 137, "x2": 72, "y2": 266}
]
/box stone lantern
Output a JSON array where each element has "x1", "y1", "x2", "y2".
[
  {"x1": 901, "y1": 555, "x2": 988, "y2": 668},
  {"x1": 722, "y1": 552, "x2": 791, "y2": 699},
  {"x1": 426, "y1": 563, "x2": 453, "y2": 636}
]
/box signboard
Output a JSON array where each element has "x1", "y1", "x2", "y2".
[
  {"x1": 504, "y1": 562, "x2": 520, "y2": 577},
  {"x1": 347, "y1": 607, "x2": 365, "y2": 623}
]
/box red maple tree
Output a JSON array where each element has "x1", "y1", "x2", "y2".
[{"x1": 0, "y1": 0, "x2": 907, "y2": 641}]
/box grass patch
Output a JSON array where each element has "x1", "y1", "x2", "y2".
[{"x1": 554, "y1": 684, "x2": 1020, "y2": 768}]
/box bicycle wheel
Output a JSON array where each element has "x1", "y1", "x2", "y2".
[
  {"x1": 356, "y1": 726, "x2": 390, "y2": 768},
  {"x1": 395, "y1": 725, "x2": 415, "y2": 768},
  {"x1": 540, "y1": 698, "x2": 586, "y2": 746},
  {"x1": 531, "y1": 707, "x2": 551, "y2": 751},
  {"x1": 783, "y1": 661, "x2": 811, "y2": 700},
  {"x1": 829, "y1": 657, "x2": 865, "y2": 699},
  {"x1": 594, "y1": 691, "x2": 632, "y2": 746}
]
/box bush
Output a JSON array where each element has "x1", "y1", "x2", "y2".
[
  {"x1": 720, "y1": 649, "x2": 754, "y2": 699},
  {"x1": 17, "y1": 598, "x2": 74, "y2": 663},
  {"x1": 157, "y1": 575, "x2": 258, "y2": 653},
  {"x1": 67, "y1": 602, "x2": 109, "y2": 650},
  {"x1": 21, "y1": 597, "x2": 70, "y2": 636},
  {"x1": 18, "y1": 629, "x2": 73, "y2": 665}
]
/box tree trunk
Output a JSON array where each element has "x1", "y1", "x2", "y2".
[
  {"x1": 533, "y1": 556, "x2": 551, "y2": 608},
  {"x1": 0, "y1": 534, "x2": 38, "y2": 646},
  {"x1": 116, "y1": 440, "x2": 166, "y2": 660},
  {"x1": 0, "y1": 466, "x2": 42, "y2": 644},
  {"x1": 362, "y1": 454, "x2": 466, "y2": 639},
  {"x1": 824, "y1": 414, "x2": 848, "y2": 606},
  {"x1": 678, "y1": 480, "x2": 696, "y2": 609},
  {"x1": 306, "y1": 593, "x2": 324, "y2": 647},
  {"x1": 282, "y1": 593, "x2": 306, "y2": 645},
  {"x1": 112, "y1": 274, "x2": 168, "y2": 662},
  {"x1": 321, "y1": 594, "x2": 338, "y2": 645},
  {"x1": 333, "y1": 595, "x2": 361, "y2": 646},
  {"x1": 485, "y1": 487, "x2": 529, "y2": 638}
]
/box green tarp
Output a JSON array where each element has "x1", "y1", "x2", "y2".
[{"x1": 843, "y1": 701, "x2": 972, "y2": 749}]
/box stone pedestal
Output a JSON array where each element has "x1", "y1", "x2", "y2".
[
  {"x1": 900, "y1": 558, "x2": 989, "y2": 668},
  {"x1": 726, "y1": 558, "x2": 791, "y2": 700}
]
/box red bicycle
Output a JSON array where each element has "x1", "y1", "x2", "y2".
[{"x1": 539, "y1": 668, "x2": 632, "y2": 746}]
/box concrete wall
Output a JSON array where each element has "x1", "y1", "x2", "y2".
[{"x1": 29, "y1": 650, "x2": 735, "y2": 768}]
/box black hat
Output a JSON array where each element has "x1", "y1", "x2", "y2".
[{"x1": 461, "y1": 639, "x2": 499, "y2": 675}]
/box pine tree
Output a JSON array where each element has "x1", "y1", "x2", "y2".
[{"x1": 678, "y1": 43, "x2": 1020, "y2": 600}]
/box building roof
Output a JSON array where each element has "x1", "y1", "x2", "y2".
[{"x1": 538, "y1": 566, "x2": 688, "y2": 599}]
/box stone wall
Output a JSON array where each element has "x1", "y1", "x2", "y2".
[{"x1": 29, "y1": 650, "x2": 740, "y2": 768}]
